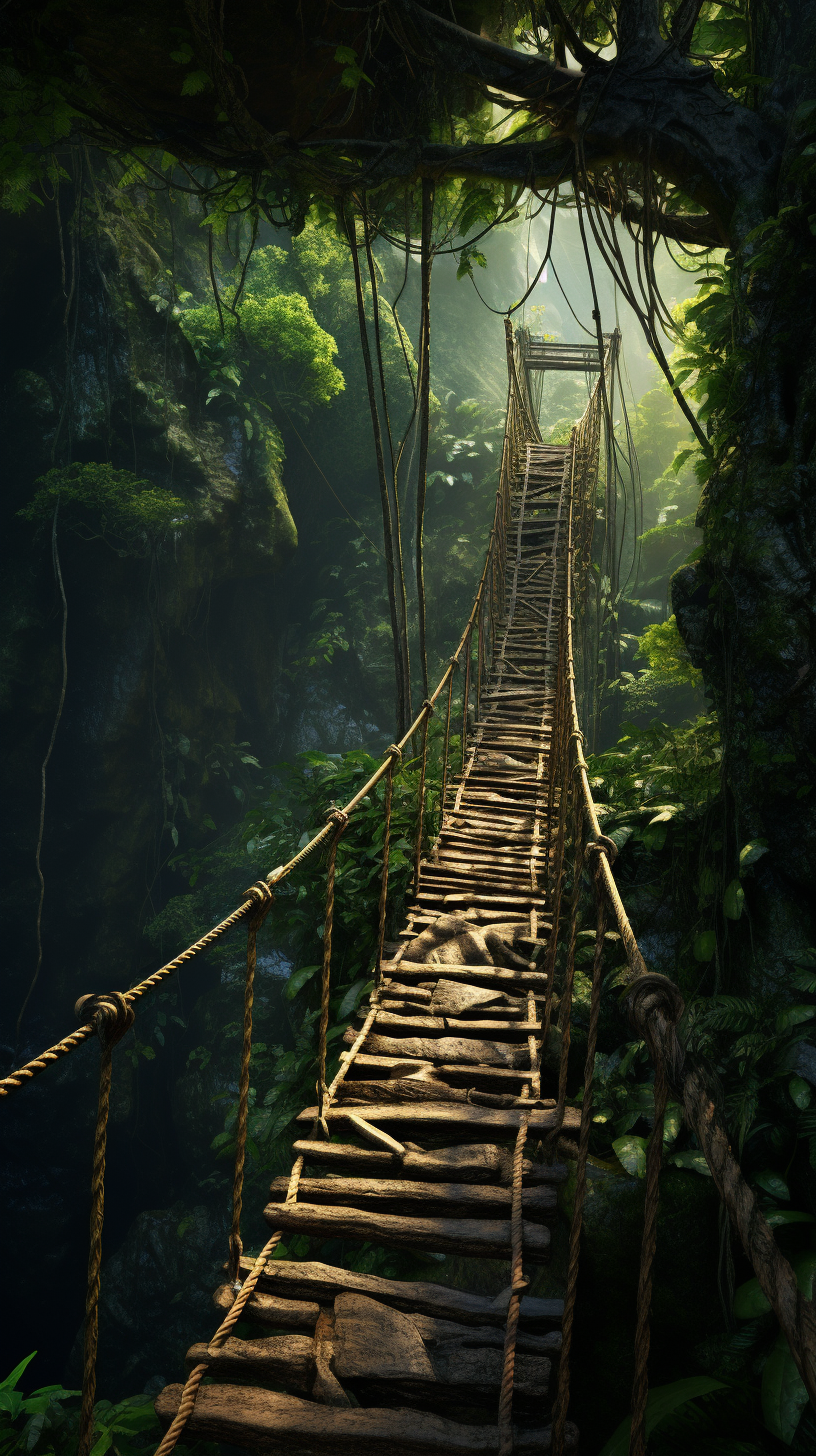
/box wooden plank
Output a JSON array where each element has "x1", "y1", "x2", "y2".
[
  {"x1": 262, "y1": 1200, "x2": 551, "y2": 1260},
  {"x1": 296, "y1": 1102, "x2": 579, "y2": 1136},
  {"x1": 363, "y1": 1011, "x2": 541, "y2": 1039},
  {"x1": 268, "y1": 1175, "x2": 557, "y2": 1218},
  {"x1": 155, "y1": 1383, "x2": 576, "y2": 1453},
  {"x1": 351, "y1": 1031, "x2": 527, "y2": 1067},
  {"x1": 291, "y1": 1139, "x2": 513, "y2": 1183},
  {"x1": 333, "y1": 1293, "x2": 435, "y2": 1380},
  {"x1": 185, "y1": 1334, "x2": 313, "y2": 1394},
  {"x1": 212, "y1": 1283, "x2": 320, "y2": 1331},
  {"x1": 242, "y1": 1259, "x2": 564, "y2": 1329}
]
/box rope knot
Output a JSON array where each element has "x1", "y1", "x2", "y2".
[
  {"x1": 387, "y1": 744, "x2": 403, "y2": 762},
  {"x1": 244, "y1": 880, "x2": 274, "y2": 907},
  {"x1": 585, "y1": 833, "x2": 619, "y2": 865},
  {"x1": 325, "y1": 807, "x2": 349, "y2": 833},
  {"x1": 421, "y1": 698, "x2": 435, "y2": 717},
  {"x1": 75, "y1": 992, "x2": 135, "y2": 1050},
  {"x1": 626, "y1": 973, "x2": 686, "y2": 1092}
]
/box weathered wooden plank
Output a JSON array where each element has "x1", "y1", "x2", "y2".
[
  {"x1": 297, "y1": 1101, "x2": 578, "y2": 1136},
  {"x1": 268, "y1": 1175, "x2": 557, "y2": 1218},
  {"x1": 351, "y1": 1031, "x2": 527, "y2": 1067},
  {"x1": 185, "y1": 1334, "x2": 313, "y2": 1394},
  {"x1": 362, "y1": 1011, "x2": 541, "y2": 1039},
  {"x1": 263, "y1": 1200, "x2": 551, "y2": 1260},
  {"x1": 212, "y1": 1283, "x2": 320, "y2": 1330},
  {"x1": 410, "y1": 1313, "x2": 560, "y2": 1355},
  {"x1": 291, "y1": 1138, "x2": 512, "y2": 1183},
  {"x1": 243, "y1": 1259, "x2": 564, "y2": 1329},
  {"x1": 333, "y1": 1293, "x2": 435, "y2": 1380},
  {"x1": 380, "y1": 962, "x2": 547, "y2": 988},
  {"x1": 155, "y1": 1384, "x2": 576, "y2": 1453}
]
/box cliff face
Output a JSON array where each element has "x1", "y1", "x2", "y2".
[
  {"x1": 0, "y1": 191, "x2": 300, "y2": 1380},
  {"x1": 1, "y1": 189, "x2": 297, "y2": 1017}
]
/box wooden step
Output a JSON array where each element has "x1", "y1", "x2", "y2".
[
  {"x1": 297, "y1": 1102, "x2": 579, "y2": 1136},
  {"x1": 243, "y1": 1258, "x2": 564, "y2": 1329},
  {"x1": 268, "y1": 1175, "x2": 557, "y2": 1219},
  {"x1": 155, "y1": 1383, "x2": 577, "y2": 1453},
  {"x1": 263, "y1": 1200, "x2": 552, "y2": 1260}
]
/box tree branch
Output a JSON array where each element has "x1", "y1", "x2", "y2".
[
  {"x1": 395, "y1": 2, "x2": 585, "y2": 103},
  {"x1": 670, "y1": 0, "x2": 707, "y2": 54}
]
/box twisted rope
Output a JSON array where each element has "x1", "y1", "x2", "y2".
[
  {"x1": 497, "y1": 1107, "x2": 530, "y2": 1456},
  {"x1": 375, "y1": 748, "x2": 401, "y2": 987},
  {"x1": 317, "y1": 810, "x2": 349, "y2": 1124},
  {"x1": 228, "y1": 890, "x2": 274, "y2": 1280},
  {"x1": 76, "y1": 994, "x2": 135, "y2": 1456},
  {"x1": 551, "y1": 861, "x2": 607, "y2": 1456}
]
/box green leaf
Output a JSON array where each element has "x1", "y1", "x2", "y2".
[
  {"x1": 0, "y1": 1352, "x2": 37, "y2": 1391},
  {"x1": 599, "y1": 1378, "x2": 728, "y2": 1455},
  {"x1": 789, "y1": 1076, "x2": 812, "y2": 1109},
  {"x1": 285, "y1": 964, "x2": 320, "y2": 1001},
  {"x1": 739, "y1": 839, "x2": 769, "y2": 872},
  {"x1": 764, "y1": 1209, "x2": 816, "y2": 1227},
  {"x1": 244, "y1": 418, "x2": 253, "y2": 441},
  {"x1": 669, "y1": 1150, "x2": 712, "y2": 1176},
  {"x1": 723, "y1": 878, "x2": 745, "y2": 919},
  {"x1": 776, "y1": 1004, "x2": 816, "y2": 1031},
  {"x1": 761, "y1": 1330, "x2": 808, "y2": 1443},
  {"x1": 693, "y1": 929, "x2": 716, "y2": 962},
  {"x1": 612, "y1": 1134, "x2": 647, "y2": 1177},
  {"x1": 752, "y1": 1169, "x2": 790, "y2": 1201},
  {"x1": 180, "y1": 70, "x2": 210, "y2": 96},
  {"x1": 733, "y1": 1275, "x2": 771, "y2": 1319},
  {"x1": 337, "y1": 978, "x2": 372, "y2": 1021}
]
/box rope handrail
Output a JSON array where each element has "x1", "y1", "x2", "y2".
[{"x1": 553, "y1": 353, "x2": 816, "y2": 1438}]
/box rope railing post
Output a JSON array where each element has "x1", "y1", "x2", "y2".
[
  {"x1": 551, "y1": 851, "x2": 608, "y2": 1456},
  {"x1": 317, "y1": 808, "x2": 349, "y2": 1127},
  {"x1": 375, "y1": 746, "x2": 401, "y2": 988},
  {"x1": 497, "y1": 1106, "x2": 530, "y2": 1456},
  {"x1": 228, "y1": 883, "x2": 274, "y2": 1281},
  {"x1": 413, "y1": 703, "x2": 433, "y2": 892},
  {"x1": 461, "y1": 625, "x2": 472, "y2": 772},
  {"x1": 439, "y1": 668, "x2": 455, "y2": 831},
  {"x1": 76, "y1": 992, "x2": 135, "y2": 1456}
]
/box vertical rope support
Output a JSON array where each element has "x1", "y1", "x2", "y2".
[
  {"x1": 553, "y1": 786, "x2": 585, "y2": 1126},
  {"x1": 229, "y1": 888, "x2": 274, "y2": 1279},
  {"x1": 376, "y1": 749, "x2": 400, "y2": 987},
  {"x1": 317, "y1": 810, "x2": 349, "y2": 1124},
  {"x1": 414, "y1": 705, "x2": 432, "y2": 892},
  {"x1": 76, "y1": 993, "x2": 134, "y2": 1456},
  {"x1": 476, "y1": 589, "x2": 485, "y2": 720},
  {"x1": 551, "y1": 857, "x2": 607, "y2": 1456},
  {"x1": 628, "y1": 1057, "x2": 668, "y2": 1456},
  {"x1": 461, "y1": 626, "x2": 472, "y2": 772},
  {"x1": 497, "y1": 1108, "x2": 530, "y2": 1456},
  {"x1": 440, "y1": 670, "x2": 455, "y2": 827}
]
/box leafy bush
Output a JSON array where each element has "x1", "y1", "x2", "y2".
[{"x1": 18, "y1": 465, "x2": 190, "y2": 556}]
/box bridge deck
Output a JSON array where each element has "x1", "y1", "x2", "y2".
[{"x1": 156, "y1": 443, "x2": 579, "y2": 1452}]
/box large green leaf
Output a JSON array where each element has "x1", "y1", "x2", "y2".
[
  {"x1": 733, "y1": 1276, "x2": 771, "y2": 1319},
  {"x1": 0, "y1": 1353, "x2": 37, "y2": 1392},
  {"x1": 723, "y1": 878, "x2": 745, "y2": 919},
  {"x1": 612, "y1": 1135, "x2": 646, "y2": 1177},
  {"x1": 762, "y1": 1332, "x2": 808, "y2": 1443},
  {"x1": 285, "y1": 964, "x2": 320, "y2": 1001},
  {"x1": 599, "y1": 1378, "x2": 728, "y2": 1455},
  {"x1": 693, "y1": 929, "x2": 716, "y2": 962}
]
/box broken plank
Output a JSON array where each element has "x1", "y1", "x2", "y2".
[
  {"x1": 185, "y1": 1335, "x2": 313, "y2": 1394},
  {"x1": 212, "y1": 1283, "x2": 320, "y2": 1331}
]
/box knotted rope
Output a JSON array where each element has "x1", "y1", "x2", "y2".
[{"x1": 76, "y1": 993, "x2": 135, "y2": 1456}]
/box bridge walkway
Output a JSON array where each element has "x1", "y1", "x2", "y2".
[{"x1": 156, "y1": 442, "x2": 581, "y2": 1452}]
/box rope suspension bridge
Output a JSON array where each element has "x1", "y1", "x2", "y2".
[{"x1": 3, "y1": 327, "x2": 814, "y2": 1456}]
